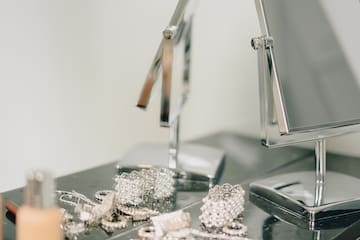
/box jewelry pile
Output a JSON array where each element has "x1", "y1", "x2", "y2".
[
  {"x1": 136, "y1": 183, "x2": 250, "y2": 240},
  {"x1": 57, "y1": 168, "x2": 176, "y2": 239}
]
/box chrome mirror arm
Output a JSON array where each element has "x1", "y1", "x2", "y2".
[
  {"x1": 251, "y1": 36, "x2": 288, "y2": 137},
  {"x1": 121, "y1": 0, "x2": 225, "y2": 187},
  {"x1": 136, "y1": 0, "x2": 189, "y2": 115},
  {"x1": 136, "y1": 0, "x2": 194, "y2": 171}
]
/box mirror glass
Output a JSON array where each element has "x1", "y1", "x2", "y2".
[{"x1": 262, "y1": 0, "x2": 360, "y2": 133}]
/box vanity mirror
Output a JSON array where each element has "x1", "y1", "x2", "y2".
[
  {"x1": 250, "y1": 0, "x2": 360, "y2": 229},
  {"x1": 117, "y1": 0, "x2": 225, "y2": 189}
]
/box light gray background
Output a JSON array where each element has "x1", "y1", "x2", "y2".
[{"x1": 1, "y1": 0, "x2": 360, "y2": 191}]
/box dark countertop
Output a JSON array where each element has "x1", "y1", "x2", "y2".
[{"x1": 2, "y1": 132, "x2": 360, "y2": 239}]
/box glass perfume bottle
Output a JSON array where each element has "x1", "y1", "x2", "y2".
[{"x1": 16, "y1": 171, "x2": 63, "y2": 240}]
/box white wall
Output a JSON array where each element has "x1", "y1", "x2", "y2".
[{"x1": 0, "y1": 0, "x2": 359, "y2": 191}]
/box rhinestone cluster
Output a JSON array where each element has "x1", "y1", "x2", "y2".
[
  {"x1": 199, "y1": 183, "x2": 245, "y2": 231},
  {"x1": 57, "y1": 167, "x2": 176, "y2": 239},
  {"x1": 136, "y1": 183, "x2": 250, "y2": 240},
  {"x1": 151, "y1": 210, "x2": 191, "y2": 237},
  {"x1": 115, "y1": 168, "x2": 175, "y2": 206}
]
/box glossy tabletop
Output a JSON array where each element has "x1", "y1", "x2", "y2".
[{"x1": 2, "y1": 132, "x2": 360, "y2": 239}]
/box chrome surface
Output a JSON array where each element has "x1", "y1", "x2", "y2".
[
  {"x1": 250, "y1": 171, "x2": 360, "y2": 230},
  {"x1": 133, "y1": 0, "x2": 224, "y2": 187},
  {"x1": 252, "y1": 32, "x2": 360, "y2": 227},
  {"x1": 253, "y1": 0, "x2": 360, "y2": 147},
  {"x1": 249, "y1": 139, "x2": 360, "y2": 229},
  {"x1": 136, "y1": 0, "x2": 189, "y2": 110},
  {"x1": 160, "y1": 37, "x2": 173, "y2": 126},
  {"x1": 136, "y1": 0, "x2": 193, "y2": 125},
  {"x1": 5, "y1": 133, "x2": 360, "y2": 239},
  {"x1": 116, "y1": 143, "x2": 225, "y2": 189},
  {"x1": 315, "y1": 140, "x2": 326, "y2": 207},
  {"x1": 255, "y1": 0, "x2": 360, "y2": 135},
  {"x1": 255, "y1": 35, "x2": 288, "y2": 135},
  {"x1": 136, "y1": 42, "x2": 162, "y2": 109},
  {"x1": 168, "y1": 116, "x2": 180, "y2": 169},
  {"x1": 252, "y1": 0, "x2": 360, "y2": 230}
]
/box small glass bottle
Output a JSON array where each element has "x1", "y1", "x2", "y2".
[{"x1": 16, "y1": 171, "x2": 63, "y2": 240}]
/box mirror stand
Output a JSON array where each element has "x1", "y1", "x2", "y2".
[
  {"x1": 250, "y1": 140, "x2": 360, "y2": 229},
  {"x1": 250, "y1": 34, "x2": 360, "y2": 229},
  {"x1": 117, "y1": 0, "x2": 224, "y2": 190}
]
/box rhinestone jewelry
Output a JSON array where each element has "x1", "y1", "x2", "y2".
[
  {"x1": 138, "y1": 225, "x2": 156, "y2": 240},
  {"x1": 222, "y1": 221, "x2": 248, "y2": 237},
  {"x1": 60, "y1": 208, "x2": 74, "y2": 223},
  {"x1": 164, "y1": 228, "x2": 193, "y2": 240},
  {"x1": 100, "y1": 216, "x2": 130, "y2": 232},
  {"x1": 94, "y1": 190, "x2": 114, "y2": 202},
  {"x1": 151, "y1": 210, "x2": 191, "y2": 237},
  {"x1": 190, "y1": 228, "x2": 250, "y2": 240},
  {"x1": 56, "y1": 168, "x2": 176, "y2": 237},
  {"x1": 117, "y1": 204, "x2": 160, "y2": 221},
  {"x1": 63, "y1": 222, "x2": 86, "y2": 240},
  {"x1": 153, "y1": 168, "x2": 176, "y2": 199},
  {"x1": 115, "y1": 168, "x2": 175, "y2": 206},
  {"x1": 115, "y1": 172, "x2": 144, "y2": 206},
  {"x1": 57, "y1": 190, "x2": 97, "y2": 207},
  {"x1": 199, "y1": 183, "x2": 245, "y2": 231},
  {"x1": 136, "y1": 209, "x2": 252, "y2": 240}
]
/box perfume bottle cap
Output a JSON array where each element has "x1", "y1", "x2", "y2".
[{"x1": 24, "y1": 171, "x2": 55, "y2": 208}]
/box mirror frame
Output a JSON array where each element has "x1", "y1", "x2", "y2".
[{"x1": 254, "y1": 0, "x2": 360, "y2": 147}]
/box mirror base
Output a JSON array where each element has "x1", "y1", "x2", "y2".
[
  {"x1": 250, "y1": 171, "x2": 360, "y2": 230},
  {"x1": 116, "y1": 143, "x2": 225, "y2": 191}
]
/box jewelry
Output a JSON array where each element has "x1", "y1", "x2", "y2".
[
  {"x1": 60, "y1": 208, "x2": 74, "y2": 223},
  {"x1": 191, "y1": 228, "x2": 250, "y2": 240},
  {"x1": 94, "y1": 190, "x2": 114, "y2": 202},
  {"x1": 138, "y1": 225, "x2": 156, "y2": 240},
  {"x1": 164, "y1": 228, "x2": 193, "y2": 239},
  {"x1": 63, "y1": 222, "x2": 86, "y2": 240},
  {"x1": 115, "y1": 172, "x2": 145, "y2": 206},
  {"x1": 151, "y1": 210, "x2": 191, "y2": 237},
  {"x1": 56, "y1": 168, "x2": 176, "y2": 237},
  {"x1": 147, "y1": 196, "x2": 175, "y2": 213},
  {"x1": 117, "y1": 204, "x2": 160, "y2": 221},
  {"x1": 153, "y1": 168, "x2": 176, "y2": 200},
  {"x1": 222, "y1": 221, "x2": 248, "y2": 237},
  {"x1": 199, "y1": 183, "x2": 245, "y2": 231},
  {"x1": 115, "y1": 168, "x2": 175, "y2": 206},
  {"x1": 91, "y1": 191, "x2": 115, "y2": 221},
  {"x1": 100, "y1": 216, "x2": 130, "y2": 232},
  {"x1": 57, "y1": 190, "x2": 97, "y2": 207},
  {"x1": 136, "y1": 207, "x2": 251, "y2": 240}
]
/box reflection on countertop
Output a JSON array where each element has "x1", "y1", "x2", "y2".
[{"x1": 3, "y1": 132, "x2": 360, "y2": 239}]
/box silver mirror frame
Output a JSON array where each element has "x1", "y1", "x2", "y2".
[
  {"x1": 253, "y1": 0, "x2": 360, "y2": 148},
  {"x1": 250, "y1": 0, "x2": 360, "y2": 229}
]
